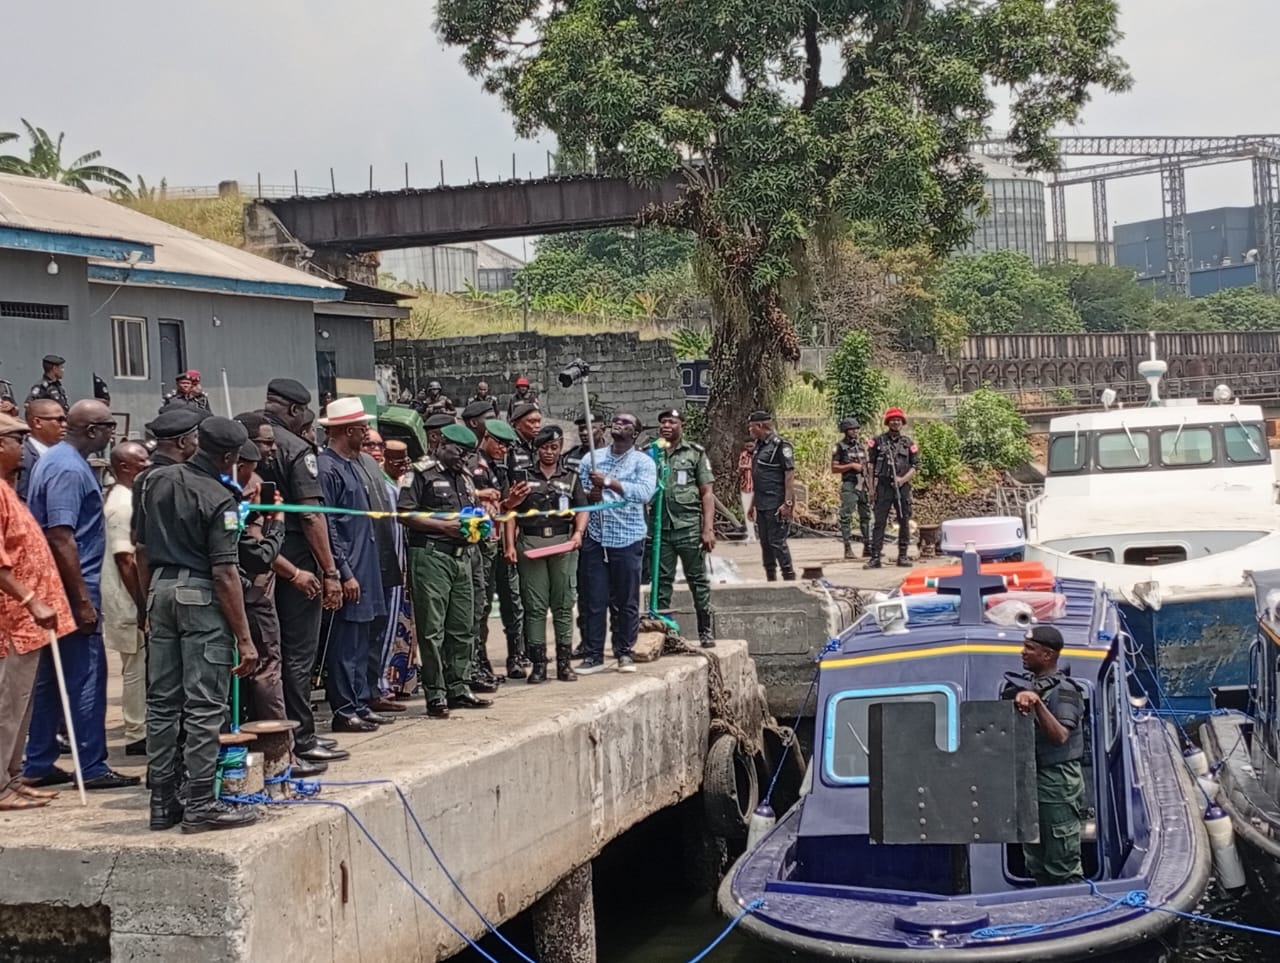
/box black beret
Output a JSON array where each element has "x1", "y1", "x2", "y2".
[
  {"x1": 657, "y1": 408, "x2": 683, "y2": 422},
  {"x1": 146, "y1": 406, "x2": 210, "y2": 439},
  {"x1": 234, "y1": 411, "x2": 268, "y2": 436},
  {"x1": 267, "y1": 378, "x2": 311, "y2": 406},
  {"x1": 510, "y1": 402, "x2": 539, "y2": 424},
  {"x1": 198, "y1": 416, "x2": 250, "y2": 454},
  {"x1": 461, "y1": 400, "x2": 493, "y2": 421},
  {"x1": 424, "y1": 412, "x2": 456, "y2": 430},
  {"x1": 1026, "y1": 625, "x2": 1065, "y2": 652},
  {"x1": 299, "y1": 408, "x2": 316, "y2": 428},
  {"x1": 43, "y1": 354, "x2": 65, "y2": 366},
  {"x1": 239, "y1": 439, "x2": 262, "y2": 463},
  {"x1": 747, "y1": 410, "x2": 773, "y2": 423},
  {"x1": 533, "y1": 425, "x2": 564, "y2": 448}
]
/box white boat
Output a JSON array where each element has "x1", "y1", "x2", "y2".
[{"x1": 1023, "y1": 333, "x2": 1280, "y2": 710}]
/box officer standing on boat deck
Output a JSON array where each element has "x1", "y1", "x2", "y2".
[
  {"x1": 747, "y1": 411, "x2": 796, "y2": 582},
  {"x1": 1002, "y1": 625, "x2": 1085, "y2": 887},
  {"x1": 831, "y1": 417, "x2": 870, "y2": 559},
  {"x1": 865, "y1": 407, "x2": 918, "y2": 570}
]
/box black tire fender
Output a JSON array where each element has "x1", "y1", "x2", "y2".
[{"x1": 703, "y1": 733, "x2": 759, "y2": 840}]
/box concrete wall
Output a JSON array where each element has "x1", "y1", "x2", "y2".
[
  {"x1": 650, "y1": 583, "x2": 858, "y2": 718},
  {"x1": 0, "y1": 250, "x2": 97, "y2": 403},
  {"x1": 378, "y1": 331, "x2": 685, "y2": 423}
]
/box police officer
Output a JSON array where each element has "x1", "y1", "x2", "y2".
[
  {"x1": 398, "y1": 423, "x2": 492, "y2": 717},
  {"x1": 747, "y1": 411, "x2": 796, "y2": 582},
  {"x1": 865, "y1": 407, "x2": 918, "y2": 569},
  {"x1": 468, "y1": 381, "x2": 500, "y2": 419},
  {"x1": 1002, "y1": 625, "x2": 1086, "y2": 886},
  {"x1": 507, "y1": 403, "x2": 541, "y2": 475},
  {"x1": 468, "y1": 416, "x2": 528, "y2": 684},
  {"x1": 506, "y1": 377, "x2": 538, "y2": 419},
  {"x1": 422, "y1": 381, "x2": 455, "y2": 416},
  {"x1": 132, "y1": 406, "x2": 209, "y2": 535},
  {"x1": 135, "y1": 417, "x2": 258, "y2": 833},
  {"x1": 505, "y1": 425, "x2": 587, "y2": 683},
  {"x1": 257, "y1": 379, "x2": 345, "y2": 765},
  {"x1": 26, "y1": 355, "x2": 69, "y2": 411},
  {"x1": 162, "y1": 370, "x2": 211, "y2": 411},
  {"x1": 423, "y1": 412, "x2": 456, "y2": 460},
  {"x1": 831, "y1": 417, "x2": 870, "y2": 560},
  {"x1": 562, "y1": 414, "x2": 605, "y2": 475},
  {"x1": 653, "y1": 409, "x2": 717, "y2": 647}
]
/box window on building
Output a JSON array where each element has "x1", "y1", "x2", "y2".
[
  {"x1": 1096, "y1": 429, "x2": 1150, "y2": 470},
  {"x1": 823, "y1": 685, "x2": 956, "y2": 784},
  {"x1": 1224, "y1": 422, "x2": 1267, "y2": 463},
  {"x1": 0, "y1": 301, "x2": 70, "y2": 321},
  {"x1": 1159, "y1": 426, "x2": 1214, "y2": 467},
  {"x1": 111, "y1": 315, "x2": 148, "y2": 379}
]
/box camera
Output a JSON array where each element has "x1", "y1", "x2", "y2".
[{"x1": 558, "y1": 358, "x2": 591, "y2": 388}]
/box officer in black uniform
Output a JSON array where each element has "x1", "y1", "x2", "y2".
[
  {"x1": 257, "y1": 378, "x2": 345, "y2": 764},
  {"x1": 26, "y1": 355, "x2": 69, "y2": 411},
  {"x1": 132, "y1": 406, "x2": 209, "y2": 535},
  {"x1": 831, "y1": 417, "x2": 870, "y2": 559},
  {"x1": 423, "y1": 411, "x2": 456, "y2": 459},
  {"x1": 460, "y1": 400, "x2": 492, "y2": 443},
  {"x1": 507, "y1": 403, "x2": 541, "y2": 476},
  {"x1": 748, "y1": 411, "x2": 796, "y2": 582},
  {"x1": 419, "y1": 381, "x2": 455, "y2": 416},
  {"x1": 135, "y1": 416, "x2": 258, "y2": 833},
  {"x1": 1001, "y1": 625, "x2": 1086, "y2": 886},
  {"x1": 468, "y1": 381, "x2": 500, "y2": 419},
  {"x1": 865, "y1": 407, "x2": 918, "y2": 569}
]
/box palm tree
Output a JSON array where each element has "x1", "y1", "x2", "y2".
[{"x1": 0, "y1": 120, "x2": 131, "y2": 194}]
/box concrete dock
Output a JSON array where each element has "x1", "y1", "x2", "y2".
[{"x1": 0, "y1": 641, "x2": 762, "y2": 963}]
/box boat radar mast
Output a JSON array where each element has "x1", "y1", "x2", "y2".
[{"x1": 1136, "y1": 330, "x2": 1168, "y2": 406}]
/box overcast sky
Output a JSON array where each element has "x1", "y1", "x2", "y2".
[{"x1": 5, "y1": 0, "x2": 1278, "y2": 256}]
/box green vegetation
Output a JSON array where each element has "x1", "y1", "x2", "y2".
[
  {"x1": 122, "y1": 193, "x2": 247, "y2": 247},
  {"x1": 953, "y1": 388, "x2": 1034, "y2": 470},
  {"x1": 436, "y1": 0, "x2": 1131, "y2": 478},
  {"x1": 0, "y1": 119, "x2": 130, "y2": 193},
  {"x1": 913, "y1": 420, "x2": 966, "y2": 491},
  {"x1": 933, "y1": 251, "x2": 1082, "y2": 334},
  {"x1": 825, "y1": 330, "x2": 889, "y2": 427}
]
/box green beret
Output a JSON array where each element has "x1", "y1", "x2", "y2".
[
  {"x1": 440, "y1": 423, "x2": 478, "y2": 450},
  {"x1": 483, "y1": 418, "x2": 517, "y2": 442}
]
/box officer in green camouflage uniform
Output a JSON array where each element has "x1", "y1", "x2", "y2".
[
  {"x1": 831, "y1": 417, "x2": 870, "y2": 559},
  {"x1": 397, "y1": 423, "x2": 491, "y2": 717},
  {"x1": 652, "y1": 409, "x2": 717, "y2": 648},
  {"x1": 1002, "y1": 625, "x2": 1086, "y2": 886}
]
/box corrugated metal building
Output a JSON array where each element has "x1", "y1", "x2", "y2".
[
  {"x1": 1114, "y1": 206, "x2": 1258, "y2": 278},
  {"x1": 0, "y1": 173, "x2": 346, "y2": 433},
  {"x1": 958, "y1": 155, "x2": 1049, "y2": 265},
  {"x1": 378, "y1": 241, "x2": 524, "y2": 293}
]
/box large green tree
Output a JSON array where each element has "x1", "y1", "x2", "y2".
[
  {"x1": 0, "y1": 120, "x2": 131, "y2": 194},
  {"x1": 436, "y1": 0, "x2": 1130, "y2": 472},
  {"x1": 1040, "y1": 262, "x2": 1156, "y2": 331},
  {"x1": 934, "y1": 250, "x2": 1082, "y2": 333}
]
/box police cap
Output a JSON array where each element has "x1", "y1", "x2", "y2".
[
  {"x1": 747, "y1": 410, "x2": 772, "y2": 423},
  {"x1": 838, "y1": 417, "x2": 860, "y2": 431},
  {"x1": 234, "y1": 411, "x2": 268, "y2": 436},
  {"x1": 461, "y1": 400, "x2": 493, "y2": 421},
  {"x1": 1025, "y1": 625, "x2": 1065, "y2": 652},
  {"x1": 657, "y1": 408, "x2": 683, "y2": 422},
  {"x1": 424, "y1": 412, "x2": 456, "y2": 430},
  {"x1": 239, "y1": 439, "x2": 262, "y2": 463},
  {"x1": 266, "y1": 378, "x2": 311, "y2": 406},
  {"x1": 440, "y1": 423, "x2": 478, "y2": 450},
  {"x1": 484, "y1": 418, "x2": 517, "y2": 442},
  {"x1": 510, "y1": 402, "x2": 539, "y2": 424},
  {"x1": 533, "y1": 425, "x2": 563, "y2": 449},
  {"x1": 198, "y1": 416, "x2": 250, "y2": 455},
  {"x1": 146, "y1": 406, "x2": 209, "y2": 439},
  {"x1": 43, "y1": 354, "x2": 66, "y2": 367}
]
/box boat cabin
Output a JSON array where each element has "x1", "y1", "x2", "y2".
[{"x1": 791, "y1": 557, "x2": 1140, "y2": 898}]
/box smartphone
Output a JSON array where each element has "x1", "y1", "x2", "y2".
[{"x1": 259, "y1": 481, "x2": 277, "y2": 505}]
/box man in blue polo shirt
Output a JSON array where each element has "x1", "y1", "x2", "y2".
[
  {"x1": 22, "y1": 399, "x2": 139, "y2": 790},
  {"x1": 576, "y1": 412, "x2": 656, "y2": 674}
]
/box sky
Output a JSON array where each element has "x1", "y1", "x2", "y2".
[{"x1": 4, "y1": 0, "x2": 1278, "y2": 257}]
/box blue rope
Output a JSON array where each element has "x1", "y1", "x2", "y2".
[
  {"x1": 685, "y1": 898, "x2": 765, "y2": 963},
  {"x1": 761, "y1": 638, "x2": 839, "y2": 807}
]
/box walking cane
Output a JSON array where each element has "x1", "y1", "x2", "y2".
[{"x1": 47, "y1": 630, "x2": 87, "y2": 806}]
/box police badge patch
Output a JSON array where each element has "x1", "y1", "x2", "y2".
[
  {"x1": 223, "y1": 511, "x2": 239, "y2": 532},
  {"x1": 781, "y1": 444, "x2": 793, "y2": 459},
  {"x1": 304, "y1": 453, "x2": 319, "y2": 477}
]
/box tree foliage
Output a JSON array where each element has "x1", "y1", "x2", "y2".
[
  {"x1": 0, "y1": 119, "x2": 130, "y2": 194},
  {"x1": 1040, "y1": 262, "x2": 1156, "y2": 332},
  {"x1": 826, "y1": 330, "x2": 888, "y2": 427},
  {"x1": 515, "y1": 227, "x2": 695, "y2": 309},
  {"x1": 934, "y1": 251, "x2": 1082, "y2": 334},
  {"x1": 1199, "y1": 286, "x2": 1280, "y2": 330},
  {"x1": 953, "y1": 387, "x2": 1033, "y2": 470},
  {"x1": 913, "y1": 420, "x2": 965, "y2": 490},
  {"x1": 435, "y1": 0, "x2": 1131, "y2": 477}
]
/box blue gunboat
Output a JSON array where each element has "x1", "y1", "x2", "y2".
[{"x1": 720, "y1": 546, "x2": 1211, "y2": 961}]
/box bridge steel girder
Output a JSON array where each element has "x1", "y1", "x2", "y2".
[
  {"x1": 975, "y1": 134, "x2": 1280, "y2": 159},
  {"x1": 1161, "y1": 163, "x2": 1190, "y2": 297},
  {"x1": 1254, "y1": 157, "x2": 1280, "y2": 294},
  {"x1": 259, "y1": 174, "x2": 687, "y2": 252},
  {"x1": 1091, "y1": 180, "x2": 1111, "y2": 265}
]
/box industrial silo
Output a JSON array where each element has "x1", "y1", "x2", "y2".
[{"x1": 959, "y1": 155, "x2": 1049, "y2": 265}]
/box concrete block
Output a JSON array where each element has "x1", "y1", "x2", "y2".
[{"x1": 632, "y1": 631, "x2": 666, "y2": 662}]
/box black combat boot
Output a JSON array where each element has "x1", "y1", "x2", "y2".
[
  {"x1": 864, "y1": 556, "x2": 882, "y2": 569},
  {"x1": 781, "y1": 568, "x2": 797, "y2": 582},
  {"x1": 506, "y1": 657, "x2": 527, "y2": 680},
  {"x1": 181, "y1": 779, "x2": 258, "y2": 834},
  {"x1": 896, "y1": 555, "x2": 912, "y2": 568},
  {"x1": 843, "y1": 538, "x2": 855, "y2": 560},
  {"x1": 765, "y1": 570, "x2": 777, "y2": 582},
  {"x1": 149, "y1": 775, "x2": 184, "y2": 831},
  {"x1": 556, "y1": 660, "x2": 578, "y2": 682},
  {"x1": 696, "y1": 610, "x2": 716, "y2": 649},
  {"x1": 528, "y1": 662, "x2": 548, "y2": 684}
]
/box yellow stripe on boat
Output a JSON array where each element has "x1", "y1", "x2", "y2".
[
  {"x1": 1261, "y1": 622, "x2": 1280, "y2": 650},
  {"x1": 821, "y1": 643, "x2": 1109, "y2": 670}
]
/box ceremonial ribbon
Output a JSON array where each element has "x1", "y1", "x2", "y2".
[{"x1": 243, "y1": 500, "x2": 625, "y2": 524}]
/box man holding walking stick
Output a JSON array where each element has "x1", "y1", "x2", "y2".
[{"x1": 865, "y1": 408, "x2": 918, "y2": 570}]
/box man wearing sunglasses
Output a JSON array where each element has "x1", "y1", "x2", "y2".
[
  {"x1": 15, "y1": 398, "x2": 66, "y2": 503},
  {"x1": 576, "y1": 412, "x2": 657, "y2": 674}
]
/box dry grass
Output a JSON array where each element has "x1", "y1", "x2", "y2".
[
  {"x1": 377, "y1": 291, "x2": 680, "y2": 340},
  {"x1": 118, "y1": 194, "x2": 247, "y2": 247}
]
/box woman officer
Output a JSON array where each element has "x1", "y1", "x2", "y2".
[{"x1": 504, "y1": 425, "x2": 588, "y2": 683}]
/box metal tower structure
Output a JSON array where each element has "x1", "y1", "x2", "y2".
[{"x1": 975, "y1": 135, "x2": 1280, "y2": 296}]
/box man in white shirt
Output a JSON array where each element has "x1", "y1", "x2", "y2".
[{"x1": 101, "y1": 441, "x2": 150, "y2": 754}]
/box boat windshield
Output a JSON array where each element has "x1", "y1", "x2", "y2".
[{"x1": 823, "y1": 685, "x2": 956, "y2": 785}]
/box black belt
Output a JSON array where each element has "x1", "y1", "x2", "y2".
[
  {"x1": 409, "y1": 538, "x2": 469, "y2": 558},
  {"x1": 519, "y1": 522, "x2": 573, "y2": 537},
  {"x1": 153, "y1": 565, "x2": 214, "y2": 580}
]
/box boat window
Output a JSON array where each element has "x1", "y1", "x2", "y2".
[
  {"x1": 1096, "y1": 430, "x2": 1150, "y2": 470},
  {"x1": 1101, "y1": 663, "x2": 1120, "y2": 749},
  {"x1": 1071, "y1": 547, "x2": 1114, "y2": 562},
  {"x1": 1158, "y1": 426, "x2": 1214, "y2": 467},
  {"x1": 1048, "y1": 433, "x2": 1086, "y2": 473},
  {"x1": 822, "y1": 685, "x2": 957, "y2": 785},
  {"x1": 1121, "y1": 545, "x2": 1188, "y2": 566},
  {"x1": 1223, "y1": 422, "x2": 1267, "y2": 464}
]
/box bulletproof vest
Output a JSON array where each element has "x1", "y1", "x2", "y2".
[
  {"x1": 834, "y1": 438, "x2": 865, "y2": 488},
  {"x1": 1002, "y1": 670, "x2": 1085, "y2": 767},
  {"x1": 874, "y1": 432, "x2": 913, "y2": 481}
]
